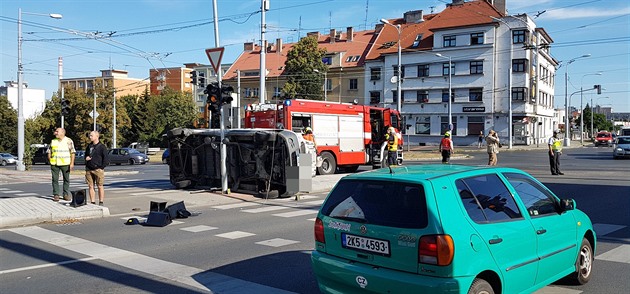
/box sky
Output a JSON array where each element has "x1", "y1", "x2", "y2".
[{"x1": 1, "y1": 0, "x2": 629, "y2": 112}]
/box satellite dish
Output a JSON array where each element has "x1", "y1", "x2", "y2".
[{"x1": 390, "y1": 76, "x2": 398, "y2": 84}]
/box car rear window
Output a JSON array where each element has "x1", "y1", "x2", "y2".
[
  {"x1": 320, "y1": 179, "x2": 428, "y2": 228},
  {"x1": 597, "y1": 133, "x2": 610, "y2": 138}
]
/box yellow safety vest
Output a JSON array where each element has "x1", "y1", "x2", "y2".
[
  {"x1": 386, "y1": 134, "x2": 398, "y2": 151},
  {"x1": 551, "y1": 138, "x2": 562, "y2": 151},
  {"x1": 50, "y1": 137, "x2": 73, "y2": 166}
]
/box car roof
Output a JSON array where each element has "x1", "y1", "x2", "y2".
[{"x1": 340, "y1": 164, "x2": 523, "y2": 182}]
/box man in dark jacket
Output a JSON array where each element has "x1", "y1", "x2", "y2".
[{"x1": 85, "y1": 131, "x2": 109, "y2": 205}]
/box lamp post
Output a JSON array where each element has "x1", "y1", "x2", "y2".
[
  {"x1": 563, "y1": 54, "x2": 591, "y2": 147},
  {"x1": 16, "y1": 9, "x2": 62, "y2": 171},
  {"x1": 580, "y1": 72, "x2": 602, "y2": 144},
  {"x1": 313, "y1": 69, "x2": 327, "y2": 101},
  {"x1": 379, "y1": 19, "x2": 402, "y2": 113},
  {"x1": 435, "y1": 53, "x2": 453, "y2": 132}
]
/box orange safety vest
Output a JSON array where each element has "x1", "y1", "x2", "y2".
[{"x1": 440, "y1": 138, "x2": 452, "y2": 150}]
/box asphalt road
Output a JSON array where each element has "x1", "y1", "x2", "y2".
[{"x1": 1, "y1": 146, "x2": 628, "y2": 293}]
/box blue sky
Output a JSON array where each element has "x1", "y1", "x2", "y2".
[{"x1": 1, "y1": 0, "x2": 629, "y2": 112}]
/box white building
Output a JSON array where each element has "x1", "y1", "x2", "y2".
[
  {"x1": 364, "y1": 0, "x2": 558, "y2": 146},
  {"x1": 1, "y1": 81, "x2": 47, "y2": 119}
]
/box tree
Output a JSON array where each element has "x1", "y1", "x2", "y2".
[
  {"x1": 142, "y1": 87, "x2": 197, "y2": 147},
  {"x1": 281, "y1": 36, "x2": 328, "y2": 100},
  {"x1": 0, "y1": 95, "x2": 18, "y2": 153}
]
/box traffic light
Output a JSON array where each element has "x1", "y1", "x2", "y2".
[
  {"x1": 191, "y1": 71, "x2": 198, "y2": 85},
  {"x1": 198, "y1": 72, "x2": 206, "y2": 87},
  {"x1": 594, "y1": 84, "x2": 601, "y2": 95},
  {"x1": 221, "y1": 84, "x2": 234, "y2": 105},
  {"x1": 61, "y1": 99, "x2": 70, "y2": 116},
  {"x1": 204, "y1": 82, "x2": 221, "y2": 128}
]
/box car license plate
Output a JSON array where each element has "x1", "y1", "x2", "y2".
[{"x1": 342, "y1": 233, "x2": 390, "y2": 256}]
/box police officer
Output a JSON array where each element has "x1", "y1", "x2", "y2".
[
  {"x1": 48, "y1": 128, "x2": 76, "y2": 201},
  {"x1": 385, "y1": 126, "x2": 399, "y2": 166},
  {"x1": 548, "y1": 130, "x2": 564, "y2": 175}
]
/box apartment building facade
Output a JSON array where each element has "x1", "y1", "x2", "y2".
[{"x1": 60, "y1": 69, "x2": 148, "y2": 97}]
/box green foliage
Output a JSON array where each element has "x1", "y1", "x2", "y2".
[
  {"x1": 575, "y1": 103, "x2": 614, "y2": 135},
  {"x1": 0, "y1": 95, "x2": 18, "y2": 153},
  {"x1": 281, "y1": 36, "x2": 328, "y2": 100}
]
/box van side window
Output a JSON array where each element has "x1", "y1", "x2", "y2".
[{"x1": 456, "y1": 174, "x2": 523, "y2": 223}]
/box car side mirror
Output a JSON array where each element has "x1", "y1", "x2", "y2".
[{"x1": 560, "y1": 199, "x2": 575, "y2": 211}]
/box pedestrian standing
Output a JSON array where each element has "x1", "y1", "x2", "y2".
[
  {"x1": 486, "y1": 130, "x2": 500, "y2": 166},
  {"x1": 439, "y1": 131, "x2": 454, "y2": 164},
  {"x1": 548, "y1": 130, "x2": 564, "y2": 175},
  {"x1": 85, "y1": 131, "x2": 109, "y2": 205},
  {"x1": 385, "y1": 126, "x2": 399, "y2": 166},
  {"x1": 478, "y1": 131, "x2": 484, "y2": 148},
  {"x1": 48, "y1": 128, "x2": 76, "y2": 201}
]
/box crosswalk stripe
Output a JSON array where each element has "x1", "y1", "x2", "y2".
[
  {"x1": 273, "y1": 209, "x2": 319, "y2": 218},
  {"x1": 8, "y1": 226, "x2": 294, "y2": 293},
  {"x1": 213, "y1": 202, "x2": 260, "y2": 210},
  {"x1": 14, "y1": 193, "x2": 40, "y2": 196},
  {"x1": 596, "y1": 244, "x2": 630, "y2": 264},
  {"x1": 242, "y1": 206, "x2": 290, "y2": 213},
  {"x1": 129, "y1": 190, "x2": 175, "y2": 196},
  {"x1": 534, "y1": 286, "x2": 582, "y2": 293},
  {"x1": 1, "y1": 190, "x2": 22, "y2": 194},
  {"x1": 0, "y1": 257, "x2": 98, "y2": 275}
]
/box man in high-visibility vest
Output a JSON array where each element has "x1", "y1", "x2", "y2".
[
  {"x1": 548, "y1": 130, "x2": 564, "y2": 175},
  {"x1": 48, "y1": 128, "x2": 76, "y2": 201},
  {"x1": 385, "y1": 126, "x2": 399, "y2": 166}
]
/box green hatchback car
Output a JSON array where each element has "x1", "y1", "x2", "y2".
[{"x1": 311, "y1": 164, "x2": 595, "y2": 294}]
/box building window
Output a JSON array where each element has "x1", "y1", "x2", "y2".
[
  {"x1": 198, "y1": 106, "x2": 205, "y2": 113},
  {"x1": 78, "y1": 81, "x2": 85, "y2": 88},
  {"x1": 86, "y1": 80, "x2": 94, "y2": 89},
  {"x1": 197, "y1": 95, "x2": 204, "y2": 102},
  {"x1": 322, "y1": 57, "x2": 332, "y2": 65},
  {"x1": 513, "y1": 30, "x2": 526, "y2": 44},
  {"x1": 417, "y1": 64, "x2": 429, "y2": 77},
  {"x1": 391, "y1": 90, "x2": 403, "y2": 103},
  {"x1": 352, "y1": 55, "x2": 360, "y2": 62},
  {"x1": 442, "y1": 63, "x2": 454, "y2": 76},
  {"x1": 468, "y1": 116, "x2": 484, "y2": 136},
  {"x1": 370, "y1": 68, "x2": 381, "y2": 81},
  {"x1": 412, "y1": 34, "x2": 423, "y2": 48},
  {"x1": 417, "y1": 90, "x2": 429, "y2": 103},
  {"x1": 393, "y1": 65, "x2": 406, "y2": 78},
  {"x1": 370, "y1": 91, "x2": 381, "y2": 104},
  {"x1": 512, "y1": 87, "x2": 527, "y2": 101},
  {"x1": 273, "y1": 87, "x2": 281, "y2": 97},
  {"x1": 349, "y1": 79, "x2": 358, "y2": 90},
  {"x1": 469, "y1": 88, "x2": 483, "y2": 102},
  {"x1": 512, "y1": 59, "x2": 527, "y2": 72},
  {"x1": 442, "y1": 90, "x2": 454, "y2": 102},
  {"x1": 441, "y1": 116, "x2": 457, "y2": 135},
  {"x1": 470, "y1": 32, "x2": 484, "y2": 45},
  {"x1": 415, "y1": 116, "x2": 430, "y2": 135},
  {"x1": 470, "y1": 61, "x2": 483, "y2": 74},
  {"x1": 443, "y1": 35, "x2": 456, "y2": 47},
  {"x1": 243, "y1": 71, "x2": 259, "y2": 77},
  {"x1": 325, "y1": 79, "x2": 332, "y2": 91},
  {"x1": 253, "y1": 88, "x2": 259, "y2": 97}
]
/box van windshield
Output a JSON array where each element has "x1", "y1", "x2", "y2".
[{"x1": 321, "y1": 179, "x2": 428, "y2": 228}]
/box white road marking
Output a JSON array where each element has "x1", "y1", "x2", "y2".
[
  {"x1": 180, "y1": 225, "x2": 218, "y2": 233},
  {"x1": 593, "y1": 223, "x2": 626, "y2": 236},
  {"x1": 129, "y1": 190, "x2": 175, "y2": 196},
  {"x1": 242, "y1": 206, "x2": 290, "y2": 213},
  {"x1": 212, "y1": 202, "x2": 260, "y2": 210},
  {"x1": 215, "y1": 231, "x2": 256, "y2": 239},
  {"x1": 0, "y1": 257, "x2": 98, "y2": 274},
  {"x1": 14, "y1": 192, "x2": 40, "y2": 196},
  {"x1": 8, "y1": 226, "x2": 294, "y2": 293},
  {"x1": 307, "y1": 218, "x2": 316, "y2": 222},
  {"x1": 0, "y1": 188, "x2": 9, "y2": 190},
  {"x1": 1, "y1": 190, "x2": 23, "y2": 194},
  {"x1": 273, "y1": 209, "x2": 319, "y2": 218},
  {"x1": 534, "y1": 286, "x2": 583, "y2": 294},
  {"x1": 596, "y1": 244, "x2": 630, "y2": 264},
  {"x1": 255, "y1": 238, "x2": 300, "y2": 248}
]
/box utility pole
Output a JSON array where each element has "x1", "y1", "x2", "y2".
[
  {"x1": 259, "y1": 0, "x2": 269, "y2": 104},
  {"x1": 58, "y1": 57, "x2": 64, "y2": 128},
  {"x1": 212, "y1": 0, "x2": 228, "y2": 194},
  {"x1": 112, "y1": 90, "x2": 117, "y2": 148}
]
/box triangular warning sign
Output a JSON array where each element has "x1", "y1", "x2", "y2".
[{"x1": 205, "y1": 47, "x2": 225, "y2": 74}]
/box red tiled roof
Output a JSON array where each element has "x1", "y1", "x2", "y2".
[
  {"x1": 366, "y1": 0, "x2": 503, "y2": 60},
  {"x1": 223, "y1": 29, "x2": 377, "y2": 80}
]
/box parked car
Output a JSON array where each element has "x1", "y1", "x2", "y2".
[
  {"x1": 74, "y1": 150, "x2": 86, "y2": 165},
  {"x1": 108, "y1": 148, "x2": 149, "y2": 165},
  {"x1": 162, "y1": 148, "x2": 170, "y2": 164},
  {"x1": 613, "y1": 136, "x2": 630, "y2": 159},
  {"x1": 594, "y1": 131, "x2": 613, "y2": 146},
  {"x1": 311, "y1": 164, "x2": 595, "y2": 294},
  {"x1": 31, "y1": 146, "x2": 49, "y2": 165},
  {"x1": 0, "y1": 153, "x2": 17, "y2": 166}
]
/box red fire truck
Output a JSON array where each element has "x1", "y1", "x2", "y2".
[{"x1": 244, "y1": 99, "x2": 403, "y2": 175}]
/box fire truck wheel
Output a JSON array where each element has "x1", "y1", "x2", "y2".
[{"x1": 317, "y1": 152, "x2": 337, "y2": 175}]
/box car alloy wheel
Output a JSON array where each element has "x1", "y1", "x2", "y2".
[
  {"x1": 570, "y1": 238, "x2": 593, "y2": 285},
  {"x1": 1, "y1": 160, "x2": 6, "y2": 166}
]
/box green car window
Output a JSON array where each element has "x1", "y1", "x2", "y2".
[
  {"x1": 321, "y1": 179, "x2": 428, "y2": 228},
  {"x1": 456, "y1": 174, "x2": 523, "y2": 223},
  {"x1": 504, "y1": 173, "x2": 558, "y2": 217}
]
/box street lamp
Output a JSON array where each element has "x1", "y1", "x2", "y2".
[
  {"x1": 580, "y1": 72, "x2": 602, "y2": 144},
  {"x1": 435, "y1": 53, "x2": 452, "y2": 132},
  {"x1": 379, "y1": 19, "x2": 402, "y2": 113},
  {"x1": 313, "y1": 69, "x2": 327, "y2": 101},
  {"x1": 17, "y1": 9, "x2": 62, "y2": 171},
  {"x1": 563, "y1": 54, "x2": 591, "y2": 147}
]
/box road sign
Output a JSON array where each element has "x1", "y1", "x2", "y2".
[
  {"x1": 205, "y1": 47, "x2": 225, "y2": 74},
  {"x1": 89, "y1": 110, "x2": 99, "y2": 119}
]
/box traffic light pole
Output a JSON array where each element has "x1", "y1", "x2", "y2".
[{"x1": 212, "y1": 0, "x2": 228, "y2": 194}]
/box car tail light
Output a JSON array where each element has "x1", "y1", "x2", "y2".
[
  {"x1": 419, "y1": 235, "x2": 454, "y2": 266},
  {"x1": 314, "y1": 218, "x2": 325, "y2": 243}
]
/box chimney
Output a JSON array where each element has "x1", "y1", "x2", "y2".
[
  {"x1": 244, "y1": 42, "x2": 254, "y2": 51},
  {"x1": 487, "y1": 0, "x2": 507, "y2": 15},
  {"x1": 403, "y1": 10, "x2": 424, "y2": 23},
  {"x1": 330, "y1": 29, "x2": 336, "y2": 43},
  {"x1": 452, "y1": 0, "x2": 465, "y2": 5},
  {"x1": 306, "y1": 31, "x2": 320, "y2": 39},
  {"x1": 276, "y1": 38, "x2": 283, "y2": 54},
  {"x1": 346, "y1": 27, "x2": 354, "y2": 42}
]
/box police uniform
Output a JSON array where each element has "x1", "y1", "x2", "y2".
[{"x1": 548, "y1": 133, "x2": 563, "y2": 175}]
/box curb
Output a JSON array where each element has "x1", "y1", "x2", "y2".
[{"x1": 0, "y1": 197, "x2": 110, "y2": 228}]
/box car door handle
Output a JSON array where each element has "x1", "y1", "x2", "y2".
[
  {"x1": 536, "y1": 229, "x2": 547, "y2": 235},
  {"x1": 489, "y1": 238, "x2": 503, "y2": 244}
]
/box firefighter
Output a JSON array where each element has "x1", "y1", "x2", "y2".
[
  {"x1": 439, "y1": 131, "x2": 454, "y2": 164},
  {"x1": 385, "y1": 126, "x2": 399, "y2": 166},
  {"x1": 303, "y1": 127, "x2": 316, "y2": 148}
]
